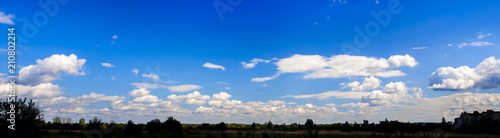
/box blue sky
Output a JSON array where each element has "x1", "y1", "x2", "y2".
[{"x1": 1, "y1": 0, "x2": 500, "y2": 124}]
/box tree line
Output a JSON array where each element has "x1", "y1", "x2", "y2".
[{"x1": 2, "y1": 97, "x2": 500, "y2": 137}]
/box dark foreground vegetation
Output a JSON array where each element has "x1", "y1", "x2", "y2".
[{"x1": 2, "y1": 98, "x2": 500, "y2": 137}]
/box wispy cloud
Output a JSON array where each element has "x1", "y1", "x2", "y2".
[
  {"x1": 203, "y1": 62, "x2": 225, "y2": 70},
  {"x1": 411, "y1": 47, "x2": 427, "y2": 50},
  {"x1": 111, "y1": 35, "x2": 118, "y2": 45},
  {"x1": 101, "y1": 63, "x2": 114, "y2": 68},
  {"x1": 456, "y1": 41, "x2": 493, "y2": 48},
  {"x1": 0, "y1": 11, "x2": 15, "y2": 25},
  {"x1": 142, "y1": 73, "x2": 159, "y2": 83},
  {"x1": 477, "y1": 32, "x2": 492, "y2": 39},
  {"x1": 283, "y1": 91, "x2": 370, "y2": 100},
  {"x1": 131, "y1": 68, "x2": 139, "y2": 75}
]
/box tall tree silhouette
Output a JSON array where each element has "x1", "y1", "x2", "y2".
[
  {"x1": 164, "y1": 116, "x2": 183, "y2": 136},
  {"x1": 0, "y1": 97, "x2": 44, "y2": 137}
]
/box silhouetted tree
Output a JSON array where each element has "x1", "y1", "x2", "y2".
[
  {"x1": 66, "y1": 117, "x2": 72, "y2": 124},
  {"x1": 87, "y1": 117, "x2": 103, "y2": 130},
  {"x1": 146, "y1": 119, "x2": 163, "y2": 136},
  {"x1": 0, "y1": 97, "x2": 44, "y2": 137},
  {"x1": 213, "y1": 122, "x2": 227, "y2": 131},
  {"x1": 164, "y1": 116, "x2": 183, "y2": 136},
  {"x1": 79, "y1": 118, "x2": 86, "y2": 126},
  {"x1": 305, "y1": 119, "x2": 314, "y2": 128},
  {"x1": 53, "y1": 117, "x2": 62, "y2": 124},
  {"x1": 124, "y1": 120, "x2": 141, "y2": 136},
  {"x1": 267, "y1": 120, "x2": 273, "y2": 129}
]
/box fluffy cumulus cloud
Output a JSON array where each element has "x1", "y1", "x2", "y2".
[
  {"x1": 168, "y1": 91, "x2": 210, "y2": 105},
  {"x1": 212, "y1": 92, "x2": 231, "y2": 100},
  {"x1": 383, "y1": 81, "x2": 408, "y2": 94},
  {"x1": 361, "y1": 81, "x2": 421, "y2": 107},
  {"x1": 429, "y1": 56, "x2": 500, "y2": 91},
  {"x1": 128, "y1": 88, "x2": 151, "y2": 97},
  {"x1": 0, "y1": 11, "x2": 15, "y2": 25},
  {"x1": 343, "y1": 76, "x2": 381, "y2": 91},
  {"x1": 18, "y1": 54, "x2": 86, "y2": 85},
  {"x1": 132, "y1": 95, "x2": 160, "y2": 103},
  {"x1": 256, "y1": 54, "x2": 417, "y2": 82},
  {"x1": 203, "y1": 62, "x2": 225, "y2": 70}
]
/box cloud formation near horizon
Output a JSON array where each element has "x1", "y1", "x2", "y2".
[{"x1": 429, "y1": 56, "x2": 500, "y2": 91}]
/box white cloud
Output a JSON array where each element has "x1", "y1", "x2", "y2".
[
  {"x1": 383, "y1": 81, "x2": 408, "y2": 94},
  {"x1": 429, "y1": 57, "x2": 500, "y2": 90},
  {"x1": 344, "y1": 76, "x2": 381, "y2": 91},
  {"x1": 132, "y1": 95, "x2": 160, "y2": 103},
  {"x1": 225, "y1": 87, "x2": 231, "y2": 90},
  {"x1": 360, "y1": 81, "x2": 421, "y2": 107},
  {"x1": 128, "y1": 88, "x2": 151, "y2": 97},
  {"x1": 131, "y1": 68, "x2": 139, "y2": 75},
  {"x1": 276, "y1": 54, "x2": 328, "y2": 73},
  {"x1": 379, "y1": 92, "x2": 500, "y2": 122},
  {"x1": 411, "y1": 47, "x2": 427, "y2": 50},
  {"x1": 132, "y1": 83, "x2": 169, "y2": 89},
  {"x1": 456, "y1": 41, "x2": 493, "y2": 48},
  {"x1": 168, "y1": 91, "x2": 210, "y2": 105},
  {"x1": 0, "y1": 11, "x2": 15, "y2": 25},
  {"x1": 268, "y1": 54, "x2": 417, "y2": 81},
  {"x1": 203, "y1": 62, "x2": 225, "y2": 70},
  {"x1": 18, "y1": 54, "x2": 86, "y2": 85},
  {"x1": 212, "y1": 92, "x2": 231, "y2": 100},
  {"x1": 78, "y1": 92, "x2": 124, "y2": 102},
  {"x1": 477, "y1": 32, "x2": 492, "y2": 39},
  {"x1": 111, "y1": 35, "x2": 118, "y2": 45},
  {"x1": 168, "y1": 84, "x2": 202, "y2": 92},
  {"x1": 387, "y1": 54, "x2": 418, "y2": 68},
  {"x1": 196, "y1": 106, "x2": 214, "y2": 113},
  {"x1": 131, "y1": 83, "x2": 202, "y2": 92},
  {"x1": 142, "y1": 73, "x2": 159, "y2": 83},
  {"x1": 283, "y1": 91, "x2": 370, "y2": 100},
  {"x1": 361, "y1": 90, "x2": 398, "y2": 106},
  {"x1": 268, "y1": 100, "x2": 286, "y2": 106},
  {"x1": 0, "y1": 83, "x2": 63, "y2": 99},
  {"x1": 241, "y1": 58, "x2": 275, "y2": 69},
  {"x1": 261, "y1": 83, "x2": 271, "y2": 87},
  {"x1": 101, "y1": 63, "x2": 114, "y2": 68},
  {"x1": 251, "y1": 73, "x2": 280, "y2": 82}
]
